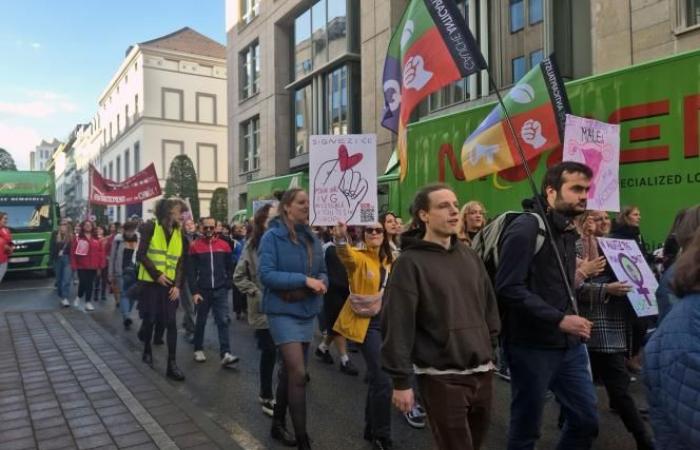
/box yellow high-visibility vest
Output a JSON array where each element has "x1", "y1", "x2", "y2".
[{"x1": 137, "y1": 221, "x2": 183, "y2": 282}]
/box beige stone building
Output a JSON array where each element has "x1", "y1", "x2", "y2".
[{"x1": 225, "y1": 0, "x2": 700, "y2": 212}]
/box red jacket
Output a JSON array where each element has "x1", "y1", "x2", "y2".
[
  {"x1": 0, "y1": 226, "x2": 12, "y2": 264},
  {"x1": 70, "y1": 236, "x2": 104, "y2": 270}
]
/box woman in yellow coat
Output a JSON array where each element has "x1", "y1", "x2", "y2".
[{"x1": 332, "y1": 221, "x2": 394, "y2": 450}]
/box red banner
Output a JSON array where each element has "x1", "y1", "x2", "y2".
[{"x1": 89, "y1": 163, "x2": 162, "y2": 205}]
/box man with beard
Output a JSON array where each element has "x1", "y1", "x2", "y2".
[{"x1": 496, "y1": 162, "x2": 598, "y2": 450}]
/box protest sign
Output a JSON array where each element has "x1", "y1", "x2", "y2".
[
  {"x1": 597, "y1": 237, "x2": 659, "y2": 317},
  {"x1": 89, "y1": 163, "x2": 161, "y2": 205},
  {"x1": 252, "y1": 199, "x2": 278, "y2": 215},
  {"x1": 309, "y1": 134, "x2": 378, "y2": 226},
  {"x1": 563, "y1": 115, "x2": 620, "y2": 212}
]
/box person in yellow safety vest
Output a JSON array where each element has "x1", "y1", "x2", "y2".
[{"x1": 136, "y1": 197, "x2": 190, "y2": 381}]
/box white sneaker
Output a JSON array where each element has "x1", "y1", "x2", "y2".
[
  {"x1": 61, "y1": 298, "x2": 70, "y2": 307},
  {"x1": 85, "y1": 302, "x2": 95, "y2": 311},
  {"x1": 193, "y1": 351, "x2": 206, "y2": 362},
  {"x1": 73, "y1": 298, "x2": 80, "y2": 308},
  {"x1": 221, "y1": 352, "x2": 239, "y2": 367}
]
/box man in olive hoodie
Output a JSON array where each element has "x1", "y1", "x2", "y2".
[{"x1": 381, "y1": 184, "x2": 500, "y2": 450}]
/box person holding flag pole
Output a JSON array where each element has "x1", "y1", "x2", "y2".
[{"x1": 380, "y1": 1, "x2": 599, "y2": 449}]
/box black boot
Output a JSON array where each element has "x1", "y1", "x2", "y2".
[
  {"x1": 270, "y1": 421, "x2": 297, "y2": 447},
  {"x1": 142, "y1": 349, "x2": 153, "y2": 367},
  {"x1": 166, "y1": 360, "x2": 185, "y2": 381},
  {"x1": 296, "y1": 433, "x2": 311, "y2": 450},
  {"x1": 634, "y1": 432, "x2": 655, "y2": 450}
]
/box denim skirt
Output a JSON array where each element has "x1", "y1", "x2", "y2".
[{"x1": 267, "y1": 313, "x2": 315, "y2": 345}]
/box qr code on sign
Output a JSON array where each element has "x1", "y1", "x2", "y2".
[{"x1": 359, "y1": 203, "x2": 375, "y2": 222}]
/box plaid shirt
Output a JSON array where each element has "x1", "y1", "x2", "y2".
[{"x1": 578, "y1": 282, "x2": 633, "y2": 353}]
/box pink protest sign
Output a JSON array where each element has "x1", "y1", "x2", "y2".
[
  {"x1": 597, "y1": 237, "x2": 658, "y2": 317},
  {"x1": 563, "y1": 115, "x2": 620, "y2": 212}
]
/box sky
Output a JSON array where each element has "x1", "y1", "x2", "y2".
[{"x1": 0, "y1": 0, "x2": 226, "y2": 170}]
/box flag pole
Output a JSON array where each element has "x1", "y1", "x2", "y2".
[{"x1": 484, "y1": 69, "x2": 580, "y2": 315}]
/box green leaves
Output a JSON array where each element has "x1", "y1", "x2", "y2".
[
  {"x1": 210, "y1": 187, "x2": 228, "y2": 223},
  {"x1": 164, "y1": 154, "x2": 200, "y2": 220},
  {"x1": 0, "y1": 148, "x2": 18, "y2": 171}
]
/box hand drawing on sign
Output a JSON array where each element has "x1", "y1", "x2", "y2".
[
  {"x1": 619, "y1": 253, "x2": 653, "y2": 307},
  {"x1": 521, "y1": 119, "x2": 546, "y2": 149},
  {"x1": 403, "y1": 55, "x2": 432, "y2": 91},
  {"x1": 311, "y1": 145, "x2": 369, "y2": 225}
]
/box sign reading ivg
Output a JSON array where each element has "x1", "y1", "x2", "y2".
[{"x1": 403, "y1": 50, "x2": 700, "y2": 249}]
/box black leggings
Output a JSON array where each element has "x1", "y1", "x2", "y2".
[
  {"x1": 256, "y1": 329, "x2": 277, "y2": 399},
  {"x1": 141, "y1": 314, "x2": 177, "y2": 360},
  {"x1": 77, "y1": 269, "x2": 97, "y2": 302},
  {"x1": 274, "y1": 342, "x2": 309, "y2": 438}
]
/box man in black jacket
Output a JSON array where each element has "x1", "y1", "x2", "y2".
[
  {"x1": 187, "y1": 217, "x2": 238, "y2": 367},
  {"x1": 382, "y1": 184, "x2": 500, "y2": 450},
  {"x1": 496, "y1": 162, "x2": 597, "y2": 450}
]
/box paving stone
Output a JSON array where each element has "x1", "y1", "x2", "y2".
[
  {"x1": 120, "y1": 443, "x2": 158, "y2": 450},
  {"x1": 37, "y1": 434, "x2": 76, "y2": 450},
  {"x1": 0, "y1": 400, "x2": 28, "y2": 414},
  {"x1": 64, "y1": 407, "x2": 95, "y2": 419},
  {"x1": 139, "y1": 397, "x2": 169, "y2": 409},
  {"x1": 101, "y1": 413, "x2": 134, "y2": 426},
  {"x1": 0, "y1": 394, "x2": 25, "y2": 405},
  {"x1": 35, "y1": 424, "x2": 71, "y2": 440},
  {"x1": 33, "y1": 415, "x2": 67, "y2": 430},
  {"x1": 155, "y1": 412, "x2": 190, "y2": 426},
  {"x1": 0, "y1": 417, "x2": 31, "y2": 432},
  {"x1": 30, "y1": 407, "x2": 62, "y2": 420},
  {"x1": 103, "y1": 420, "x2": 142, "y2": 437},
  {"x1": 3, "y1": 436, "x2": 37, "y2": 450},
  {"x1": 96, "y1": 404, "x2": 128, "y2": 417},
  {"x1": 0, "y1": 408, "x2": 29, "y2": 421},
  {"x1": 76, "y1": 432, "x2": 114, "y2": 449},
  {"x1": 113, "y1": 431, "x2": 152, "y2": 448},
  {"x1": 61, "y1": 399, "x2": 93, "y2": 410},
  {"x1": 67, "y1": 414, "x2": 102, "y2": 429},
  {"x1": 172, "y1": 432, "x2": 211, "y2": 448},
  {"x1": 0, "y1": 426, "x2": 33, "y2": 441},
  {"x1": 29, "y1": 400, "x2": 60, "y2": 412},
  {"x1": 72, "y1": 423, "x2": 108, "y2": 438},
  {"x1": 162, "y1": 420, "x2": 199, "y2": 437},
  {"x1": 93, "y1": 398, "x2": 123, "y2": 409}
]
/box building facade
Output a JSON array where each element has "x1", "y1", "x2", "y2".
[
  {"x1": 31, "y1": 139, "x2": 60, "y2": 171},
  {"x1": 72, "y1": 27, "x2": 228, "y2": 223},
  {"x1": 225, "y1": 0, "x2": 700, "y2": 213}
]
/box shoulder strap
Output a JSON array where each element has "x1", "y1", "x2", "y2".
[{"x1": 379, "y1": 265, "x2": 388, "y2": 291}]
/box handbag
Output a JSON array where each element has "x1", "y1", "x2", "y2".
[{"x1": 348, "y1": 266, "x2": 387, "y2": 318}]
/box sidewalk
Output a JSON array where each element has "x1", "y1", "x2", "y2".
[{"x1": 0, "y1": 310, "x2": 243, "y2": 450}]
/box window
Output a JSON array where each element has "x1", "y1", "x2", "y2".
[
  {"x1": 197, "y1": 144, "x2": 217, "y2": 181},
  {"x1": 529, "y1": 0, "x2": 543, "y2": 24},
  {"x1": 196, "y1": 93, "x2": 217, "y2": 124},
  {"x1": 124, "y1": 149, "x2": 130, "y2": 178},
  {"x1": 117, "y1": 114, "x2": 121, "y2": 134},
  {"x1": 512, "y1": 56, "x2": 526, "y2": 83},
  {"x1": 294, "y1": 84, "x2": 312, "y2": 156},
  {"x1": 102, "y1": 166, "x2": 107, "y2": 177},
  {"x1": 327, "y1": 0, "x2": 348, "y2": 59},
  {"x1": 135, "y1": 94, "x2": 139, "y2": 117},
  {"x1": 530, "y1": 49, "x2": 544, "y2": 68},
  {"x1": 294, "y1": 10, "x2": 312, "y2": 79},
  {"x1": 162, "y1": 88, "x2": 184, "y2": 120},
  {"x1": 108, "y1": 162, "x2": 113, "y2": 181},
  {"x1": 134, "y1": 142, "x2": 140, "y2": 172},
  {"x1": 109, "y1": 123, "x2": 113, "y2": 141},
  {"x1": 684, "y1": 0, "x2": 700, "y2": 27},
  {"x1": 510, "y1": 0, "x2": 524, "y2": 32},
  {"x1": 241, "y1": 0, "x2": 260, "y2": 24},
  {"x1": 240, "y1": 42, "x2": 260, "y2": 99},
  {"x1": 326, "y1": 65, "x2": 348, "y2": 134},
  {"x1": 162, "y1": 141, "x2": 184, "y2": 175},
  {"x1": 241, "y1": 116, "x2": 260, "y2": 173},
  {"x1": 311, "y1": 0, "x2": 327, "y2": 69},
  {"x1": 125, "y1": 105, "x2": 129, "y2": 127},
  {"x1": 116, "y1": 156, "x2": 121, "y2": 181}
]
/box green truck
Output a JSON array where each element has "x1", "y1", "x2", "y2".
[
  {"x1": 0, "y1": 171, "x2": 58, "y2": 274},
  {"x1": 241, "y1": 50, "x2": 699, "y2": 249}
]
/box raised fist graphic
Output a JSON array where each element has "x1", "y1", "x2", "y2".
[
  {"x1": 520, "y1": 119, "x2": 546, "y2": 149},
  {"x1": 403, "y1": 55, "x2": 433, "y2": 92}
]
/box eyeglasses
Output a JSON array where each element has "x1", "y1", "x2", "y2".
[
  {"x1": 202, "y1": 226, "x2": 215, "y2": 231},
  {"x1": 364, "y1": 227, "x2": 384, "y2": 235}
]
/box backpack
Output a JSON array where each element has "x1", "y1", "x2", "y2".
[{"x1": 471, "y1": 211, "x2": 546, "y2": 281}]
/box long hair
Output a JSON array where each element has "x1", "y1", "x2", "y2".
[
  {"x1": 458, "y1": 200, "x2": 486, "y2": 243},
  {"x1": 676, "y1": 204, "x2": 700, "y2": 250},
  {"x1": 279, "y1": 188, "x2": 305, "y2": 243},
  {"x1": 360, "y1": 224, "x2": 394, "y2": 266},
  {"x1": 617, "y1": 205, "x2": 640, "y2": 227},
  {"x1": 409, "y1": 183, "x2": 452, "y2": 237},
  {"x1": 0, "y1": 211, "x2": 7, "y2": 224},
  {"x1": 249, "y1": 204, "x2": 274, "y2": 251},
  {"x1": 671, "y1": 228, "x2": 700, "y2": 297},
  {"x1": 379, "y1": 212, "x2": 399, "y2": 246},
  {"x1": 58, "y1": 221, "x2": 74, "y2": 243},
  {"x1": 78, "y1": 220, "x2": 94, "y2": 239},
  {"x1": 154, "y1": 197, "x2": 188, "y2": 227}
]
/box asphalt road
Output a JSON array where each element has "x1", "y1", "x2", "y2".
[{"x1": 1, "y1": 271, "x2": 650, "y2": 450}]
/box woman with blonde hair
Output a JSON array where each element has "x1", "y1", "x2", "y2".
[
  {"x1": 52, "y1": 220, "x2": 75, "y2": 307},
  {"x1": 457, "y1": 201, "x2": 486, "y2": 244}
]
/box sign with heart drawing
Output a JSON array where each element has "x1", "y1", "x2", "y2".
[{"x1": 309, "y1": 134, "x2": 378, "y2": 226}]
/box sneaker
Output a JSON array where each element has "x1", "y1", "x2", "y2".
[
  {"x1": 61, "y1": 298, "x2": 70, "y2": 307},
  {"x1": 221, "y1": 353, "x2": 240, "y2": 367},
  {"x1": 193, "y1": 351, "x2": 206, "y2": 362},
  {"x1": 315, "y1": 347, "x2": 334, "y2": 364},
  {"x1": 496, "y1": 365, "x2": 511, "y2": 382},
  {"x1": 405, "y1": 406, "x2": 426, "y2": 429},
  {"x1": 73, "y1": 298, "x2": 80, "y2": 308},
  {"x1": 259, "y1": 397, "x2": 275, "y2": 417},
  {"x1": 123, "y1": 318, "x2": 133, "y2": 330},
  {"x1": 414, "y1": 404, "x2": 427, "y2": 418},
  {"x1": 85, "y1": 302, "x2": 95, "y2": 311},
  {"x1": 372, "y1": 438, "x2": 393, "y2": 450},
  {"x1": 340, "y1": 360, "x2": 359, "y2": 376}
]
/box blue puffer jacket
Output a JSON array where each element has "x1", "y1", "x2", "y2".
[
  {"x1": 644, "y1": 291, "x2": 700, "y2": 450},
  {"x1": 258, "y1": 218, "x2": 328, "y2": 319}
]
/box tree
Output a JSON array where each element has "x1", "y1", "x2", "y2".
[
  {"x1": 210, "y1": 188, "x2": 228, "y2": 223},
  {"x1": 0, "y1": 148, "x2": 17, "y2": 171},
  {"x1": 164, "y1": 154, "x2": 200, "y2": 220}
]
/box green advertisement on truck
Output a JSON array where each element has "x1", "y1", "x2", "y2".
[
  {"x1": 0, "y1": 171, "x2": 58, "y2": 274},
  {"x1": 395, "y1": 49, "x2": 700, "y2": 249}
]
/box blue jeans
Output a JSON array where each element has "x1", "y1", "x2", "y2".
[
  {"x1": 54, "y1": 254, "x2": 73, "y2": 299},
  {"x1": 193, "y1": 287, "x2": 231, "y2": 357},
  {"x1": 119, "y1": 269, "x2": 137, "y2": 320},
  {"x1": 360, "y1": 320, "x2": 392, "y2": 441},
  {"x1": 505, "y1": 342, "x2": 598, "y2": 450}
]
